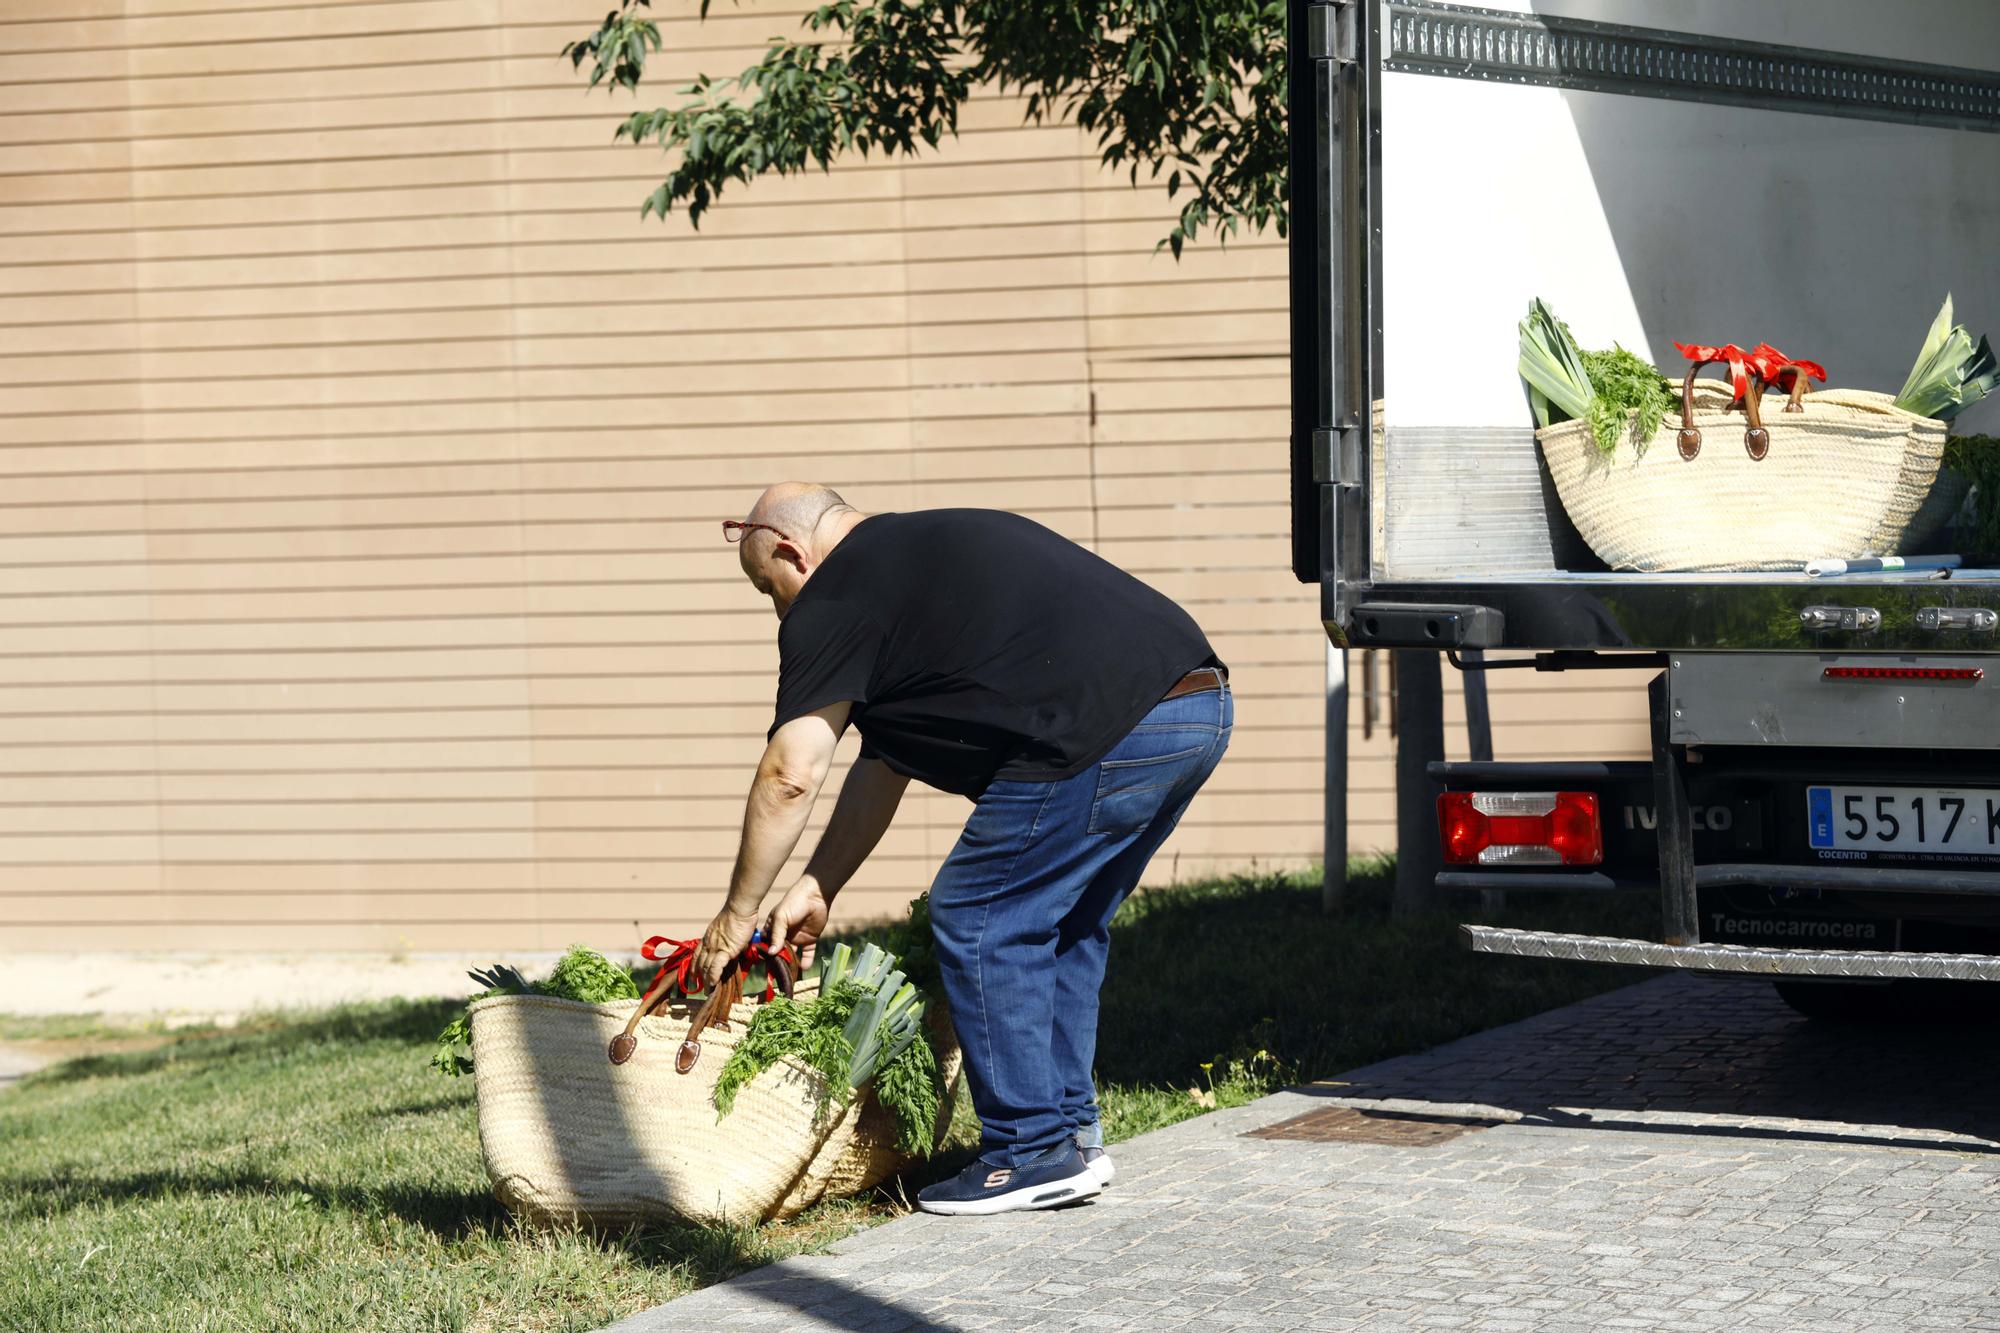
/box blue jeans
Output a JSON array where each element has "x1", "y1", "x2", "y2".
[{"x1": 928, "y1": 683, "x2": 1233, "y2": 1166}]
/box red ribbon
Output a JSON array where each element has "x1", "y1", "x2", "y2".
[
  {"x1": 1746, "y1": 342, "x2": 1826, "y2": 394},
  {"x1": 1674, "y1": 341, "x2": 1755, "y2": 403},
  {"x1": 640, "y1": 934, "x2": 797, "y2": 1002},
  {"x1": 1675, "y1": 341, "x2": 1826, "y2": 402}
]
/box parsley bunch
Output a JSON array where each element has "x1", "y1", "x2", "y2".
[
  {"x1": 1582, "y1": 345, "x2": 1679, "y2": 456},
  {"x1": 431, "y1": 945, "x2": 640, "y2": 1077}
]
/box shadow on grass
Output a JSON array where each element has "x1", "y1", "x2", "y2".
[
  {"x1": 20, "y1": 997, "x2": 467, "y2": 1088},
  {"x1": 5, "y1": 1158, "x2": 864, "y2": 1286},
  {"x1": 3, "y1": 1164, "x2": 510, "y2": 1240}
]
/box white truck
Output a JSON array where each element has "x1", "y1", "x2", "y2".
[{"x1": 1287, "y1": 0, "x2": 2000, "y2": 1017}]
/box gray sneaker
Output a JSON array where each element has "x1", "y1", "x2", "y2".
[{"x1": 1076, "y1": 1131, "x2": 1116, "y2": 1187}]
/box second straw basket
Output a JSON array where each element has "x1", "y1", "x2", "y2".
[{"x1": 1536, "y1": 358, "x2": 1948, "y2": 572}]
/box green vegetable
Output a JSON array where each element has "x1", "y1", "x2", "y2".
[
  {"x1": 875, "y1": 892, "x2": 939, "y2": 997},
  {"x1": 712, "y1": 940, "x2": 944, "y2": 1155},
  {"x1": 712, "y1": 980, "x2": 866, "y2": 1119},
  {"x1": 1517, "y1": 298, "x2": 1593, "y2": 430},
  {"x1": 430, "y1": 946, "x2": 639, "y2": 1077},
  {"x1": 539, "y1": 947, "x2": 643, "y2": 1006},
  {"x1": 1582, "y1": 345, "x2": 1679, "y2": 458},
  {"x1": 1895, "y1": 294, "x2": 1998, "y2": 422},
  {"x1": 823, "y1": 941, "x2": 921, "y2": 1089},
  {"x1": 1518, "y1": 300, "x2": 1677, "y2": 456},
  {"x1": 1943, "y1": 434, "x2": 2000, "y2": 557}
]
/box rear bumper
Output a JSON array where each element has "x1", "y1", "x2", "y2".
[
  {"x1": 1430, "y1": 673, "x2": 2000, "y2": 975},
  {"x1": 1464, "y1": 925, "x2": 2000, "y2": 981},
  {"x1": 1440, "y1": 863, "x2": 2000, "y2": 898}
]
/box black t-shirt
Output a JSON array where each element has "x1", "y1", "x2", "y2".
[{"x1": 768, "y1": 509, "x2": 1224, "y2": 798}]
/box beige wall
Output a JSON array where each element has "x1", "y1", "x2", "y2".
[{"x1": 0, "y1": 0, "x2": 1649, "y2": 952}]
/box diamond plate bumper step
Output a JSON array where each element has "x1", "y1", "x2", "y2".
[{"x1": 1463, "y1": 926, "x2": 2000, "y2": 981}]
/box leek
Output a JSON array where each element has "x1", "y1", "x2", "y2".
[
  {"x1": 1895, "y1": 294, "x2": 1999, "y2": 422},
  {"x1": 1518, "y1": 298, "x2": 1594, "y2": 429}
]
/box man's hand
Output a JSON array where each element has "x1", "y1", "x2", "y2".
[
  {"x1": 693, "y1": 904, "x2": 760, "y2": 989},
  {"x1": 766, "y1": 878, "x2": 832, "y2": 967}
]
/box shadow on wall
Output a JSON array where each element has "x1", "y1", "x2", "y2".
[{"x1": 1539, "y1": 0, "x2": 2000, "y2": 427}]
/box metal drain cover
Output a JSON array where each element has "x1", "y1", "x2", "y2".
[{"x1": 1245, "y1": 1105, "x2": 1503, "y2": 1146}]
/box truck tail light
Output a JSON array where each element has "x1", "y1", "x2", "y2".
[
  {"x1": 1822, "y1": 665, "x2": 1983, "y2": 682},
  {"x1": 1438, "y1": 791, "x2": 1603, "y2": 866}
]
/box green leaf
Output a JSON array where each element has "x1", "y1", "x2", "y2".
[
  {"x1": 1896, "y1": 294, "x2": 1998, "y2": 421},
  {"x1": 561, "y1": 0, "x2": 1288, "y2": 255}
]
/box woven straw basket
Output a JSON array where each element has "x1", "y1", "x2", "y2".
[
  {"x1": 1537, "y1": 361, "x2": 1948, "y2": 572},
  {"x1": 1901, "y1": 466, "x2": 1972, "y2": 553},
  {"x1": 469, "y1": 980, "x2": 961, "y2": 1228}
]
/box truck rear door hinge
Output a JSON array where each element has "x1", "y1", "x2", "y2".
[
  {"x1": 1307, "y1": 1, "x2": 1358, "y2": 65},
  {"x1": 1312, "y1": 424, "x2": 1364, "y2": 486}
]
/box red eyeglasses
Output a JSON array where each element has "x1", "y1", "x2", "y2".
[{"x1": 721, "y1": 520, "x2": 791, "y2": 544}]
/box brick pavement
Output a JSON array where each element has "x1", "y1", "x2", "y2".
[{"x1": 604, "y1": 974, "x2": 2000, "y2": 1332}]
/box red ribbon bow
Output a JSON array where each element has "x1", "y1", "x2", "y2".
[
  {"x1": 640, "y1": 934, "x2": 796, "y2": 1002},
  {"x1": 1675, "y1": 341, "x2": 1826, "y2": 403},
  {"x1": 1746, "y1": 343, "x2": 1827, "y2": 395}
]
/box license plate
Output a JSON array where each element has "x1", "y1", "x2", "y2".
[{"x1": 1807, "y1": 785, "x2": 2000, "y2": 855}]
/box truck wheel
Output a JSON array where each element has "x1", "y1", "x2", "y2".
[{"x1": 1773, "y1": 979, "x2": 2000, "y2": 1022}]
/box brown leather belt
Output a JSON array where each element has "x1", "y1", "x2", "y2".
[{"x1": 1161, "y1": 666, "x2": 1228, "y2": 702}]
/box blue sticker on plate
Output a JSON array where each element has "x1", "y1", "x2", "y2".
[{"x1": 1807, "y1": 787, "x2": 1834, "y2": 847}]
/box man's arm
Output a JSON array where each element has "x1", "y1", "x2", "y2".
[
  {"x1": 800, "y1": 757, "x2": 910, "y2": 903},
  {"x1": 694, "y1": 700, "x2": 849, "y2": 982},
  {"x1": 765, "y1": 756, "x2": 910, "y2": 959}
]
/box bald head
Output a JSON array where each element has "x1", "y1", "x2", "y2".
[
  {"x1": 746, "y1": 483, "x2": 853, "y2": 551},
  {"x1": 735, "y1": 482, "x2": 867, "y2": 620}
]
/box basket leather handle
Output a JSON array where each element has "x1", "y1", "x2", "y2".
[
  {"x1": 1771, "y1": 366, "x2": 1811, "y2": 414},
  {"x1": 1678, "y1": 358, "x2": 1771, "y2": 461},
  {"x1": 606, "y1": 948, "x2": 795, "y2": 1068},
  {"x1": 607, "y1": 962, "x2": 681, "y2": 1066},
  {"x1": 674, "y1": 961, "x2": 745, "y2": 1075},
  {"x1": 671, "y1": 953, "x2": 794, "y2": 1074}
]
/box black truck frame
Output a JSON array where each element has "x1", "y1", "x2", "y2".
[{"x1": 1286, "y1": 0, "x2": 2000, "y2": 996}]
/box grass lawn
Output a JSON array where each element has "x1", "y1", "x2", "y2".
[{"x1": 0, "y1": 865, "x2": 1654, "y2": 1333}]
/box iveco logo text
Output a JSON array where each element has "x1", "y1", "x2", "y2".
[{"x1": 1623, "y1": 805, "x2": 1734, "y2": 832}]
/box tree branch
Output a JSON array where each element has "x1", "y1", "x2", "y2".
[{"x1": 563, "y1": 0, "x2": 1288, "y2": 253}]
